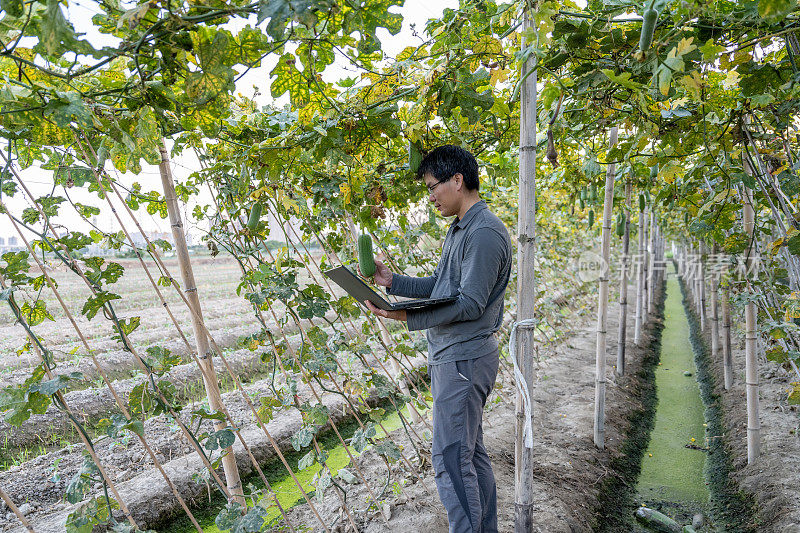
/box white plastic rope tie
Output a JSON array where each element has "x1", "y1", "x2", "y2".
[{"x1": 509, "y1": 318, "x2": 537, "y2": 449}]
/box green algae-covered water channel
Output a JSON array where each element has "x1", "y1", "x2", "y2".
[
  {"x1": 163, "y1": 406, "x2": 413, "y2": 532},
  {"x1": 635, "y1": 272, "x2": 709, "y2": 527}
]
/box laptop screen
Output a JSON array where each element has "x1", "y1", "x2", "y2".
[{"x1": 323, "y1": 266, "x2": 394, "y2": 311}]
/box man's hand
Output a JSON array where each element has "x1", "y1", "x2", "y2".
[
  {"x1": 364, "y1": 300, "x2": 407, "y2": 321},
  {"x1": 371, "y1": 260, "x2": 393, "y2": 288}
]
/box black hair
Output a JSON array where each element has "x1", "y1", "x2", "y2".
[{"x1": 416, "y1": 145, "x2": 480, "y2": 191}]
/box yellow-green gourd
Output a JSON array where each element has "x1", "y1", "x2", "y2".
[
  {"x1": 358, "y1": 234, "x2": 376, "y2": 277},
  {"x1": 588, "y1": 209, "x2": 595, "y2": 228},
  {"x1": 247, "y1": 203, "x2": 262, "y2": 230}
]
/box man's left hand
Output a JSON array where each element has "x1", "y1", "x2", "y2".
[{"x1": 364, "y1": 300, "x2": 407, "y2": 321}]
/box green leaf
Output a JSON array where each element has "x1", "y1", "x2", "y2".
[
  {"x1": 301, "y1": 402, "x2": 329, "y2": 426},
  {"x1": 66, "y1": 454, "x2": 100, "y2": 504},
  {"x1": 32, "y1": 372, "x2": 83, "y2": 396},
  {"x1": 231, "y1": 507, "x2": 267, "y2": 533},
  {"x1": 81, "y1": 290, "x2": 121, "y2": 319},
  {"x1": 373, "y1": 440, "x2": 402, "y2": 462},
  {"x1": 699, "y1": 39, "x2": 725, "y2": 61},
  {"x1": 336, "y1": 467, "x2": 357, "y2": 484},
  {"x1": 601, "y1": 69, "x2": 643, "y2": 90},
  {"x1": 298, "y1": 450, "x2": 316, "y2": 470},
  {"x1": 291, "y1": 426, "x2": 316, "y2": 451},
  {"x1": 758, "y1": 0, "x2": 797, "y2": 21},
  {"x1": 351, "y1": 422, "x2": 376, "y2": 453},
  {"x1": 39, "y1": 0, "x2": 80, "y2": 56},
  {"x1": 215, "y1": 502, "x2": 245, "y2": 531},
  {"x1": 145, "y1": 346, "x2": 181, "y2": 375},
  {"x1": 786, "y1": 233, "x2": 800, "y2": 255},
  {"x1": 205, "y1": 428, "x2": 236, "y2": 451},
  {"x1": 128, "y1": 382, "x2": 153, "y2": 418},
  {"x1": 122, "y1": 419, "x2": 145, "y2": 437}
]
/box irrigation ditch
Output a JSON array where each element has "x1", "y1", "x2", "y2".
[{"x1": 594, "y1": 264, "x2": 757, "y2": 532}]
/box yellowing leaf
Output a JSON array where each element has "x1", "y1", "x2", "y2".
[
  {"x1": 680, "y1": 71, "x2": 704, "y2": 101},
  {"x1": 722, "y1": 70, "x2": 740, "y2": 90},
  {"x1": 675, "y1": 37, "x2": 697, "y2": 57},
  {"x1": 490, "y1": 68, "x2": 510, "y2": 87},
  {"x1": 277, "y1": 190, "x2": 299, "y2": 214}
]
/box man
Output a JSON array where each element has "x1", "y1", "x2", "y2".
[{"x1": 364, "y1": 145, "x2": 512, "y2": 533}]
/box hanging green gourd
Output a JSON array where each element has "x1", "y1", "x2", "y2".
[
  {"x1": 639, "y1": 193, "x2": 646, "y2": 212},
  {"x1": 358, "y1": 234, "x2": 376, "y2": 277},
  {"x1": 638, "y1": 6, "x2": 659, "y2": 52},
  {"x1": 247, "y1": 203, "x2": 262, "y2": 230},
  {"x1": 580, "y1": 186, "x2": 587, "y2": 201},
  {"x1": 96, "y1": 143, "x2": 108, "y2": 171},
  {"x1": 589, "y1": 183, "x2": 598, "y2": 203},
  {"x1": 616, "y1": 212, "x2": 625, "y2": 237},
  {"x1": 588, "y1": 209, "x2": 595, "y2": 228},
  {"x1": 580, "y1": 198, "x2": 585, "y2": 210},
  {"x1": 650, "y1": 164, "x2": 659, "y2": 180}
]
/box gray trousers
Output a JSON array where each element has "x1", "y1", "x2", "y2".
[{"x1": 430, "y1": 350, "x2": 499, "y2": 533}]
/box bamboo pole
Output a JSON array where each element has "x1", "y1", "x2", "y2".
[
  {"x1": 742, "y1": 173, "x2": 761, "y2": 463},
  {"x1": 642, "y1": 208, "x2": 649, "y2": 324},
  {"x1": 722, "y1": 283, "x2": 734, "y2": 389},
  {"x1": 515, "y1": 4, "x2": 537, "y2": 529},
  {"x1": 617, "y1": 177, "x2": 632, "y2": 375},
  {"x1": 594, "y1": 126, "x2": 618, "y2": 449},
  {"x1": 710, "y1": 243, "x2": 720, "y2": 362},
  {"x1": 647, "y1": 210, "x2": 656, "y2": 316},
  {"x1": 699, "y1": 243, "x2": 707, "y2": 331},
  {"x1": 158, "y1": 141, "x2": 245, "y2": 505},
  {"x1": 634, "y1": 205, "x2": 645, "y2": 346}
]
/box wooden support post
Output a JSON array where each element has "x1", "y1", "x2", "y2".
[
  {"x1": 642, "y1": 209, "x2": 650, "y2": 324},
  {"x1": 722, "y1": 284, "x2": 734, "y2": 389},
  {"x1": 515, "y1": 4, "x2": 537, "y2": 529},
  {"x1": 710, "y1": 243, "x2": 720, "y2": 361},
  {"x1": 617, "y1": 177, "x2": 631, "y2": 375},
  {"x1": 634, "y1": 204, "x2": 645, "y2": 346},
  {"x1": 742, "y1": 173, "x2": 760, "y2": 463},
  {"x1": 594, "y1": 126, "x2": 618, "y2": 449},
  {"x1": 158, "y1": 141, "x2": 245, "y2": 505},
  {"x1": 647, "y1": 210, "x2": 656, "y2": 316},
  {"x1": 700, "y1": 243, "x2": 707, "y2": 331}
]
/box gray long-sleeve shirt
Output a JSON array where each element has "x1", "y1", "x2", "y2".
[{"x1": 388, "y1": 200, "x2": 512, "y2": 365}]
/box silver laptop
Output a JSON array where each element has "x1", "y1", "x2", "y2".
[{"x1": 324, "y1": 266, "x2": 457, "y2": 311}]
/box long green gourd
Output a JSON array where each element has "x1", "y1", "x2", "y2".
[
  {"x1": 639, "y1": 7, "x2": 658, "y2": 51},
  {"x1": 358, "y1": 234, "x2": 376, "y2": 277},
  {"x1": 247, "y1": 203, "x2": 262, "y2": 230}
]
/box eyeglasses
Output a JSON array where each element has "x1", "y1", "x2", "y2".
[{"x1": 426, "y1": 179, "x2": 449, "y2": 195}]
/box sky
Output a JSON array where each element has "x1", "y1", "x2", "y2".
[{"x1": 0, "y1": 0, "x2": 459, "y2": 248}]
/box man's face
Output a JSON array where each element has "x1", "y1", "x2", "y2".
[{"x1": 422, "y1": 172, "x2": 461, "y2": 217}]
